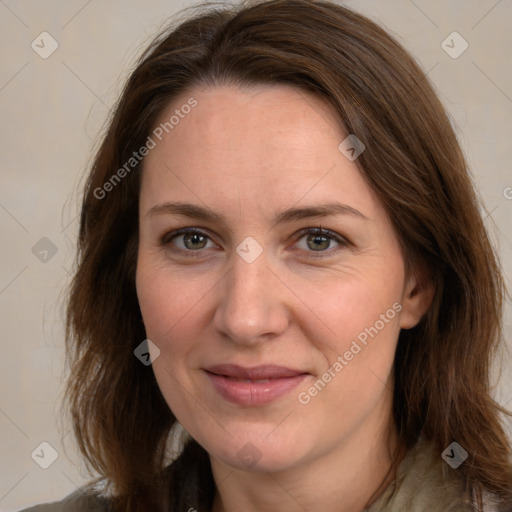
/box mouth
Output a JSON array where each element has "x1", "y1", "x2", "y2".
[{"x1": 203, "y1": 364, "x2": 310, "y2": 406}]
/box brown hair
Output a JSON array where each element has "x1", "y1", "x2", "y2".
[{"x1": 65, "y1": 0, "x2": 512, "y2": 510}]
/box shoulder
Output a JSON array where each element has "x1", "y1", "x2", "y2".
[
  {"x1": 366, "y1": 439, "x2": 488, "y2": 512},
  {"x1": 18, "y1": 489, "x2": 109, "y2": 512}
]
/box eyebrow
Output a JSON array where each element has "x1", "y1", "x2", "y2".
[{"x1": 145, "y1": 201, "x2": 369, "y2": 225}]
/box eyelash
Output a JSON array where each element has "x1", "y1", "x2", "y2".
[{"x1": 160, "y1": 226, "x2": 349, "y2": 260}]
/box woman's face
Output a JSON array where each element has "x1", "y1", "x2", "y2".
[{"x1": 136, "y1": 84, "x2": 423, "y2": 472}]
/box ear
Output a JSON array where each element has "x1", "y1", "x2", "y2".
[{"x1": 399, "y1": 268, "x2": 435, "y2": 330}]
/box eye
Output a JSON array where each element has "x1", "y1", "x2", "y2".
[
  {"x1": 161, "y1": 228, "x2": 217, "y2": 253},
  {"x1": 293, "y1": 226, "x2": 349, "y2": 258}
]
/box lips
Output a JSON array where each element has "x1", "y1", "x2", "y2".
[
  {"x1": 205, "y1": 364, "x2": 307, "y2": 380},
  {"x1": 204, "y1": 364, "x2": 310, "y2": 406}
]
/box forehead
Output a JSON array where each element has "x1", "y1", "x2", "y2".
[{"x1": 140, "y1": 83, "x2": 379, "y2": 220}]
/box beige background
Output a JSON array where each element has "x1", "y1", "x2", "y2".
[{"x1": 1, "y1": 0, "x2": 511, "y2": 510}]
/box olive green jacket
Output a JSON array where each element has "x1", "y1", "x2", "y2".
[
  {"x1": 19, "y1": 440, "x2": 501, "y2": 512},
  {"x1": 19, "y1": 489, "x2": 108, "y2": 512}
]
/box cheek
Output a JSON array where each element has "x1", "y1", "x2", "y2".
[
  {"x1": 136, "y1": 256, "x2": 207, "y2": 343},
  {"x1": 296, "y1": 279, "x2": 401, "y2": 426},
  {"x1": 301, "y1": 270, "x2": 403, "y2": 353},
  {"x1": 136, "y1": 260, "x2": 206, "y2": 415},
  {"x1": 296, "y1": 270, "x2": 403, "y2": 417}
]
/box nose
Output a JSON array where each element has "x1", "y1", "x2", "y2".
[{"x1": 212, "y1": 245, "x2": 290, "y2": 346}]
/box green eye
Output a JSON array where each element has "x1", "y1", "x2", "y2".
[
  {"x1": 182, "y1": 232, "x2": 208, "y2": 250},
  {"x1": 305, "y1": 232, "x2": 332, "y2": 251},
  {"x1": 294, "y1": 227, "x2": 348, "y2": 258},
  {"x1": 162, "y1": 228, "x2": 216, "y2": 254}
]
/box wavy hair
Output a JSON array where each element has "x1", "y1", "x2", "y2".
[{"x1": 65, "y1": 0, "x2": 512, "y2": 510}]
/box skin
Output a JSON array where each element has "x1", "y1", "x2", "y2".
[{"x1": 136, "y1": 83, "x2": 433, "y2": 512}]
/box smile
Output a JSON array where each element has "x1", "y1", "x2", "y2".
[{"x1": 204, "y1": 364, "x2": 310, "y2": 406}]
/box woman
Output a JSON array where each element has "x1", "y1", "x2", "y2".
[{"x1": 21, "y1": 0, "x2": 512, "y2": 511}]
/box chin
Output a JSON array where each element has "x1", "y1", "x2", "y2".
[{"x1": 205, "y1": 430, "x2": 311, "y2": 473}]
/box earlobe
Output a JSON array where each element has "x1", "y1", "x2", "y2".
[{"x1": 399, "y1": 271, "x2": 435, "y2": 330}]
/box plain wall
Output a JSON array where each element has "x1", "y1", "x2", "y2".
[{"x1": 1, "y1": 1, "x2": 511, "y2": 510}]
